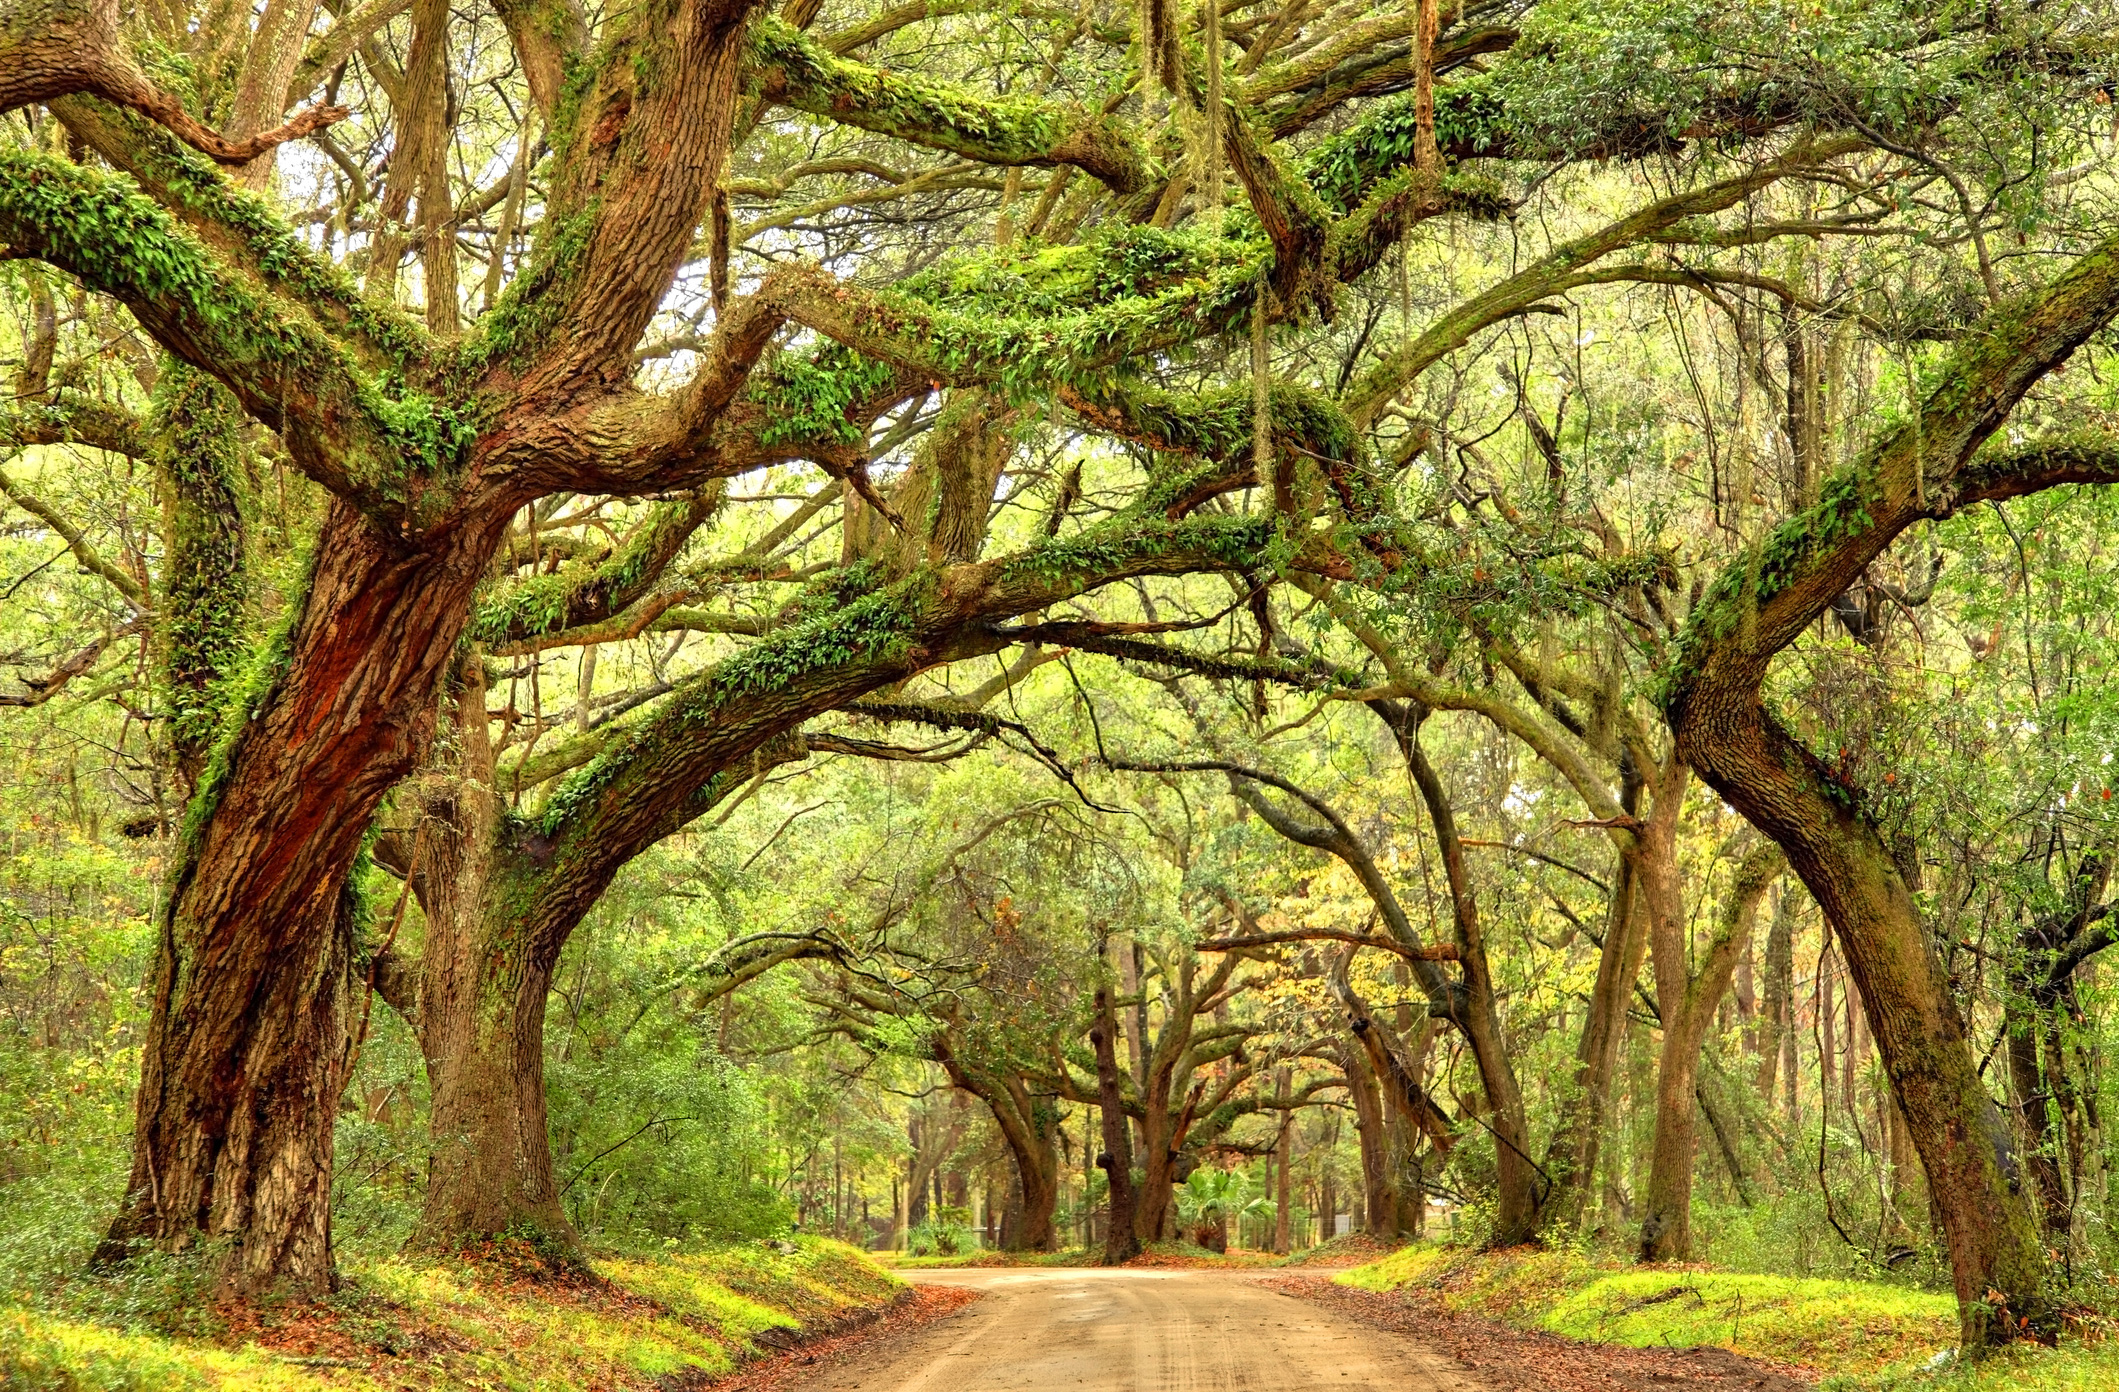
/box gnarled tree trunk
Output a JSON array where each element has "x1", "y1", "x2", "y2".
[
  {"x1": 99, "y1": 504, "x2": 511, "y2": 1297},
  {"x1": 1665, "y1": 231, "x2": 2119, "y2": 1343}
]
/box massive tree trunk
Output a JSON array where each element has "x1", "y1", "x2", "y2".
[
  {"x1": 1663, "y1": 231, "x2": 2119, "y2": 1344},
  {"x1": 397, "y1": 663, "x2": 573, "y2": 1250},
  {"x1": 50, "y1": 0, "x2": 769, "y2": 1295},
  {"x1": 417, "y1": 877, "x2": 570, "y2": 1250},
  {"x1": 999, "y1": 1104, "x2": 1062, "y2": 1253},
  {"x1": 98, "y1": 504, "x2": 510, "y2": 1297}
]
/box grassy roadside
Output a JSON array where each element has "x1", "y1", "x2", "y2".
[
  {"x1": 1, "y1": 1236, "x2": 904, "y2": 1391},
  {"x1": 1336, "y1": 1245, "x2": 2117, "y2": 1391}
]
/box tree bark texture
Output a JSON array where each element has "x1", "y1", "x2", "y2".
[
  {"x1": 100, "y1": 503, "x2": 509, "y2": 1296},
  {"x1": 1665, "y1": 231, "x2": 2119, "y2": 1342},
  {"x1": 60, "y1": 0, "x2": 773, "y2": 1293},
  {"x1": 1091, "y1": 986, "x2": 1141, "y2": 1264},
  {"x1": 403, "y1": 665, "x2": 576, "y2": 1249}
]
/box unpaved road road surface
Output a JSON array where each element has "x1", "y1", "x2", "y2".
[{"x1": 790, "y1": 1267, "x2": 1483, "y2": 1392}]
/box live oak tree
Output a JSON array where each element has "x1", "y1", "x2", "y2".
[
  {"x1": 4, "y1": 1, "x2": 2115, "y2": 1355},
  {"x1": 1662, "y1": 243, "x2": 2119, "y2": 1342}
]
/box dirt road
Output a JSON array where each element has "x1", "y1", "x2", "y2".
[{"x1": 787, "y1": 1267, "x2": 1484, "y2": 1392}]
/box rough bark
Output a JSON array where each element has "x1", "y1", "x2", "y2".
[
  {"x1": 1090, "y1": 985, "x2": 1141, "y2": 1264},
  {"x1": 401, "y1": 661, "x2": 575, "y2": 1250},
  {"x1": 0, "y1": 0, "x2": 348, "y2": 164},
  {"x1": 1663, "y1": 231, "x2": 2119, "y2": 1344},
  {"x1": 97, "y1": 501, "x2": 509, "y2": 1296}
]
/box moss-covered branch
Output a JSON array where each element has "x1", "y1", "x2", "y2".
[
  {"x1": 472, "y1": 491, "x2": 724, "y2": 649},
  {"x1": 0, "y1": 150, "x2": 463, "y2": 526},
  {"x1": 52, "y1": 97, "x2": 429, "y2": 371},
  {"x1": 501, "y1": 507, "x2": 1271, "y2": 960},
  {"x1": 748, "y1": 17, "x2": 1158, "y2": 194},
  {"x1": 1, "y1": 0, "x2": 350, "y2": 164},
  {"x1": 0, "y1": 457, "x2": 148, "y2": 607},
  {"x1": 0, "y1": 395, "x2": 149, "y2": 463},
  {"x1": 1343, "y1": 135, "x2": 1867, "y2": 426},
  {"x1": 153, "y1": 364, "x2": 253, "y2": 783}
]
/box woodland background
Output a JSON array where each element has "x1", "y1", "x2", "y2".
[{"x1": 1, "y1": 0, "x2": 2117, "y2": 1375}]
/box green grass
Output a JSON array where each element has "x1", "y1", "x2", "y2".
[
  {"x1": 0, "y1": 1236, "x2": 904, "y2": 1391},
  {"x1": 1336, "y1": 1245, "x2": 2119, "y2": 1391},
  {"x1": 0, "y1": 1307, "x2": 334, "y2": 1391},
  {"x1": 1832, "y1": 1340, "x2": 2119, "y2": 1392}
]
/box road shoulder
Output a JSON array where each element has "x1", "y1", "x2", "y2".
[
  {"x1": 702, "y1": 1283, "x2": 981, "y2": 1392},
  {"x1": 1262, "y1": 1273, "x2": 1816, "y2": 1392}
]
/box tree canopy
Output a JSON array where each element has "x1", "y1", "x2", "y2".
[{"x1": 3, "y1": 0, "x2": 2119, "y2": 1360}]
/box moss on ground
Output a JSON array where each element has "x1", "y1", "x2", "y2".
[
  {"x1": 0, "y1": 1237, "x2": 901, "y2": 1391},
  {"x1": 1335, "y1": 1244, "x2": 2118, "y2": 1391}
]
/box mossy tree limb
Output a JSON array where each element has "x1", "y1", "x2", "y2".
[{"x1": 1661, "y1": 230, "x2": 2119, "y2": 1347}]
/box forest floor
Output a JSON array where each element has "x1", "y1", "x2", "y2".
[
  {"x1": 1312, "y1": 1244, "x2": 2119, "y2": 1392},
  {"x1": 0, "y1": 1235, "x2": 909, "y2": 1390}
]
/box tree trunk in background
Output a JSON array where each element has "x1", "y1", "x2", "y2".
[
  {"x1": 407, "y1": 669, "x2": 573, "y2": 1252},
  {"x1": 1401, "y1": 735, "x2": 1538, "y2": 1245},
  {"x1": 2006, "y1": 1000, "x2": 2071, "y2": 1239},
  {"x1": 1343, "y1": 1037, "x2": 1400, "y2": 1238},
  {"x1": 1091, "y1": 987, "x2": 1141, "y2": 1263},
  {"x1": 1735, "y1": 932, "x2": 1758, "y2": 1057},
  {"x1": 1541, "y1": 830, "x2": 1645, "y2": 1235},
  {"x1": 1133, "y1": 1061, "x2": 1180, "y2": 1246},
  {"x1": 1319, "y1": 1127, "x2": 1337, "y2": 1242},
  {"x1": 1273, "y1": 1089, "x2": 1292, "y2": 1254},
  {"x1": 1637, "y1": 832, "x2": 1781, "y2": 1261},
  {"x1": 975, "y1": 1076, "x2": 1061, "y2": 1252},
  {"x1": 1757, "y1": 887, "x2": 1794, "y2": 1108}
]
